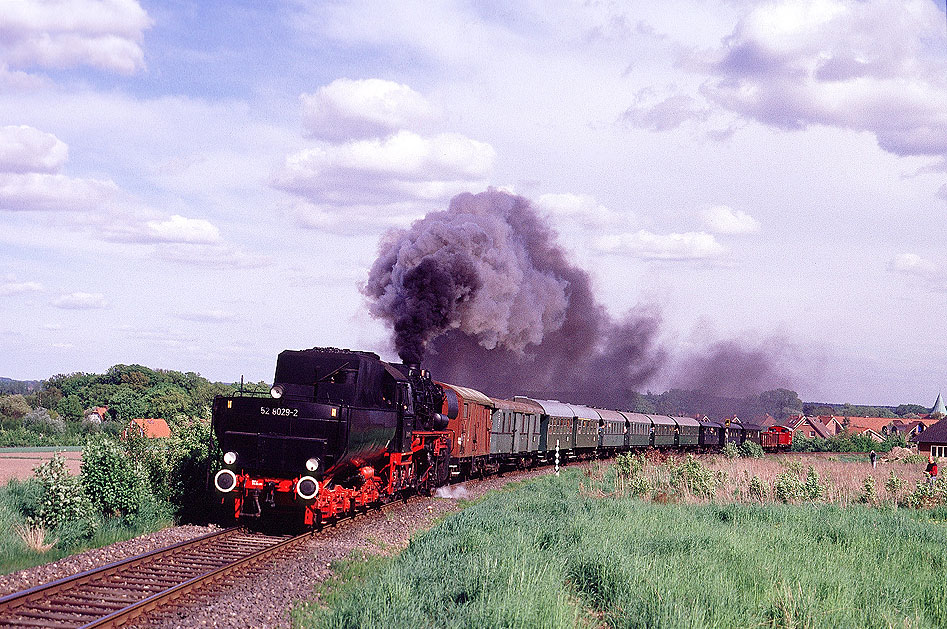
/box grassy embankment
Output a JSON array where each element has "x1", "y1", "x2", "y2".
[{"x1": 293, "y1": 455, "x2": 947, "y2": 629}]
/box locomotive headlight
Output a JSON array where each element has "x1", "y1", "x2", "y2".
[
  {"x1": 296, "y1": 476, "x2": 319, "y2": 500},
  {"x1": 305, "y1": 457, "x2": 320, "y2": 472},
  {"x1": 270, "y1": 384, "x2": 284, "y2": 399},
  {"x1": 223, "y1": 451, "x2": 238, "y2": 465},
  {"x1": 214, "y1": 469, "x2": 238, "y2": 493}
]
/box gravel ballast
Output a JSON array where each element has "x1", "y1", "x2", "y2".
[{"x1": 0, "y1": 467, "x2": 555, "y2": 629}]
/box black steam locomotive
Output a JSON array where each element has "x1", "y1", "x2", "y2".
[{"x1": 212, "y1": 347, "x2": 453, "y2": 526}]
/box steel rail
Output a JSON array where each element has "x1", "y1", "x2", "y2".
[{"x1": 0, "y1": 527, "x2": 311, "y2": 629}]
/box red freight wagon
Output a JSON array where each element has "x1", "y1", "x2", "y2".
[{"x1": 439, "y1": 382, "x2": 493, "y2": 460}]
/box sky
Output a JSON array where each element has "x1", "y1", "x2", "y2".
[{"x1": 0, "y1": 0, "x2": 946, "y2": 406}]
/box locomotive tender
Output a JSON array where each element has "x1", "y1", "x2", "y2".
[{"x1": 212, "y1": 347, "x2": 791, "y2": 526}]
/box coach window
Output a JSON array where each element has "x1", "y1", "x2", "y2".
[{"x1": 464, "y1": 403, "x2": 469, "y2": 419}]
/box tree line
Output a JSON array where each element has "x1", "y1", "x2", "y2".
[{"x1": 0, "y1": 364, "x2": 267, "y2": 446}]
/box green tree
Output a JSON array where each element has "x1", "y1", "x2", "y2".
[
  {"x1": 108, "y1": 388, "x2": 148, "y2": 422},
  {"x1": 0, "y1": 394, "x2": 31, "y2": 419},
  {"x1": 56, "y1": 395, "x2": 84, "y2": 421},
  {"x1": 759, "y1": 389, "x2": 802, "y2": 421}
]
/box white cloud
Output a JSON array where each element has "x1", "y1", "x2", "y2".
[
  {"x1": 889, "y1": 253, "x2": 939, "y2": 276},
  {"x1": 888, "y1": 253, "x2": 946, "y2": 291},
  {"x1": 272, "y1": 130, "x2": 494, "y2": 205},
  {"x1": 623, "y1": 89, "x2": 708, "y2": 132},
  {"x1": 293, "y1": 201, "x2": 418, "y2": 235},
  {"x1": 0, "y1": 172, "x2": 117, "y2": 212},
  {"x1": 0, "y1": 0, "x2": 152, "y2": 74},
  {"x1": 0, "y1": 125, "x2": 68, "y2": 173},
  {"x1": 700, "y1": 0, "x2": 947, "y2": 157},
  {"x1": 536, "y1": 192, "x2": 628, "y2": 229},
  {"x1": 174, "y1": 310, "x2": 237, "y2": 323},
  {"x1": 0, "y1": 125, "x2": 117, "y2": 212},
  {"x1": 52, "y1": 291, "x2": 107, "y2": 309},
  {"x1": 301, "y1": 78, "x2": 436, "y2": 141},
  {"x1": 0, "y1": 281, "x2": 43, "y2": 296},
  {"x1": 700, "y1": 205, "x2": 760, "y2": 235},
  {"x1": 595, "y1": 230, "x2": 726, "y2": 260},
  {"x1": 157, "y1": 243, "x2": 272, "y2": 269},
  {"x1": 144, "y1": 215, "x2": 221, "y2": 244}
]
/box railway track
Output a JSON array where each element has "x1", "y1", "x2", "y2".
[{"x1": 0, "y1": 527, "x2": 310, "y2": 628}]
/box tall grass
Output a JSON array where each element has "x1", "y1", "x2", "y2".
[
  {"x1": 293, "y1": 467, "x2": 947, "y2": 629},
  {"x1": 0, "y1": 476, "x2": 172, "y2": 575}
]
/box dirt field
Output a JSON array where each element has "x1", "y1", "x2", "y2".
[{"x1": 0, "y1": 450, "x2": 82, "y2": 485}]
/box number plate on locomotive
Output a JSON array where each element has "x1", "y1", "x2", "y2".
[{"x1": 260, "y1": 407, "x2": 299, "y2": 417}]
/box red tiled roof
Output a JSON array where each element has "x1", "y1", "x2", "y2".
[{"x1": 124, "y1": 418, "x2": 170, "y2": 439}]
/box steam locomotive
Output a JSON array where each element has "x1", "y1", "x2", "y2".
[{"x1": 211, "y1": 347, "x2": 791, "y2": 526}]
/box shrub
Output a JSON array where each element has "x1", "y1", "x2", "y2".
[
  {"x1": 667, "y1": 455, "x2": 720, "y2": 499},
  {"x1": 885, "y1": 471, "x2": 904, "y2": 497},
  {"x1": 859, "y1": 475, "x2": 876, "y2": 504},
  {"x1": 22, "y1": 407, "x2": 65, "y2": 435},
  {"x1": 31, "y1": 454, "x2": 96, "y2": 542},
  {"x1": 166, "y1": 417, "x2": 220, "y2": 522},
  {"x1": 738, "y1": 441, "x2": 765, "y2": 459},
  {"x1": 81, "y1": 435, "x2": 150, "y2": 521},
  {"x1": 773, "y1": 470, "x2": 803, "y2": 503},
  {"x1": 748, "y1": 475, "x2": 767, "y2": 503},
  {"x1": 903, "y1": 454, "x2": 926, "y2": 465},
  {"x1": 802, "y1": 467, "x2": 826, "y2": 502},
  {"x1": 723, "y1": 442, "x2": 740, "y2": 459},
  {"x1": 121, "y1": 433, "x2": 171, "y2": 503}
]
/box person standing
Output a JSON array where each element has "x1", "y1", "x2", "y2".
[
  {"x1": 869, "y1": 450, "x2": 877, "y2": 469},
  {"x1": 926, "y1": 456, "x2": 938, "y2": 486}
]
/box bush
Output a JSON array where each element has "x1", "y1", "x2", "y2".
[
  {"x1": 121, "y1": 433, "x2": 171, "y2": 503},
  {"x1": 31, "y1": 454, "x2": 96, "y2": 541},
  {"x1": 22, "y1": 408, "x2": 65, "y2": 435},
  {"x1": 166, "y1": 417, "x2": 220, "y2": 522},
  {"x1": 885, "y1": 471, "x2": 904, "y2": 497},
  {"x1": 723, "y1": 442, "x2": 740, "y2": 459},
  {"x1": 739, "y1": 441, "x2": 765, "y2": 459},
  {"x1": 81, "y1": 435, "x2": 150, "y2": 521},
  {"x1": 667, "y1": 455, "x2": 720, "y2": 499},
  {"x1": 859, "y1": 475, "x2": 876, "y2": 505},
  {"x1": 801, "y1": 466, "x2": 826, "y2": 501},
  {"x1": 748, "y1": 475, "x2": 767, "y2": 503},
  {"x1": 774, "y1": 470, "x2": 803, "y2": 504}
]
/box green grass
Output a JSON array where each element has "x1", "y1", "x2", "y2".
[
  {"x1": 292, "y1": 469, "x2": 947, "y2": 629},
  {"x1": 0, "y1": 479, "x2": 173, "y2": 575}
]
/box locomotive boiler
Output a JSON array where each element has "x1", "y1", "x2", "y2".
[{"x1": 212, "y1": 347, "x2": 452, "y2": 526}]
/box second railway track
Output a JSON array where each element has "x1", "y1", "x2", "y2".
[{"x1": 0, "y1": 527, "x2": 308, "y2": 628}]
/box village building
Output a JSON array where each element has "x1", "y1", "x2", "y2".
[
  {"x1": 785, "y1": 415, "x2": 832, "y2": 439},
  {"x1": 911, "y1": 418, "x2": 947, "y2": 459},
  {"x1": 121, "y1": 418, "x2": 171, "y2": 440},
  {"x1": 83, "y1": 406, "x2": 111, "y2": 424}
]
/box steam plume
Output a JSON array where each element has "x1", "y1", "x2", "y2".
[{"x1": 363, "y1": 188, "x2": 664, "y2": 402}]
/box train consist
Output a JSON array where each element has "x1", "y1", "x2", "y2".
[{"x1": 212, "y1": 347, "x2": 791, "y2": 526}]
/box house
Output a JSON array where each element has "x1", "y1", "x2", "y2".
[
  {"x1": 911, "y1": 418, "x2": 947, "y2": 458},
  {"x1": 817, "y1": 416, "x2": 845, "y2": 435},
  {"x1": 121, "y1": 418, "x2": 171, "y2": 440},
  {"x1": 890, "y1": 418, "x2": 939, "y2": 439},
  {"x1": 84, "y1": 406, "x2": 110, "y2": 424},
  {"x1": 788, "y1": 415, "x2": 831, "y2": 439}
]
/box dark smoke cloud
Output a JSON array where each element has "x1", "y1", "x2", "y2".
[
  {"x1": 363, "y1": 188, "x2": 664, "y2": 403},
  {"x1": 364, "y1": 188, "x2": 798, "y2": 408},
  {"x1": 671, "y1": 338, "x2": 798, "y2": 400}
]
